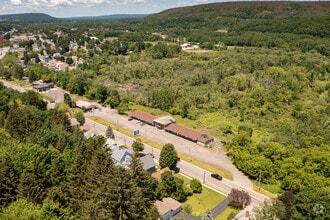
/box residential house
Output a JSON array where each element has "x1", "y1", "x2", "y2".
[
  {"x1": 111, "y1": 145, "x2": 132, "y2": 167},
  {"x1": 155, "y1": 197, "x2": 182, "y2": 220},
  {"x1": 140, "y1": 154, "x2": 156, "y2": 173}
]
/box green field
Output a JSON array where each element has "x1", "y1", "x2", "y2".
[{"x1": 177, "y1": 174, "x2": 226, "y2": 217}]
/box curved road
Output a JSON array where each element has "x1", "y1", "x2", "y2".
[
  {"x1": 85, "y1": 117, "x2": 268, "y2": 205},
  {"x1": 86, "y1": 108, "x2": 253, "y2": 189}
]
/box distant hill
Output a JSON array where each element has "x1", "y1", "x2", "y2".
[
  {"x1": 0, "y1": 13, "x2": 60, "y2": 23},
  {"x1": 68, "y1": 14, "x2": 149, "y2": 21},
  {"x1": 0, "y1": 13, "x2": 149, "y2": 23},
  {"x1": 150, "y1": 1, "x2": 330, "y2": 20},
  {"x1": 134, "y1": 1, "x2": 330, "y2": 37}
]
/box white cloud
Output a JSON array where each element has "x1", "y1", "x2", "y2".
[{"x1": 11, "y1": 0, "x2": 23, "y2": 5}]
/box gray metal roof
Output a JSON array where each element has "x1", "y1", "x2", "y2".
[{"x1": 140, "y1": 154, "x2": 156, "y2": 170}]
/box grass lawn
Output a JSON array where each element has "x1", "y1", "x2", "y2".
[
  {"x1": 87, "y1": 115, "x2": 233, "y2": 180},
  {"x1": 177, "y1": 174, "x2": 226, "y2": 217},
  {"x1": 215, "y1": 206, "x2": 240, "y2": 220}
]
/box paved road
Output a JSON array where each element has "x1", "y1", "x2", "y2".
[
  {"x1": 84, "y1": 117, "x2": 269, "y2": 205},
  {"x1": 0, "y1": 47, "x2": 10, "y2": 59},
  {"x1": 0, "y1": 79, "x2": 28, "y2": 92},
  {"x1": 86, "y1": 107, "x2": 253, "y2": 190},
  {"x1": 1, "y1": 80, "x2": 268, "y2": 206}
]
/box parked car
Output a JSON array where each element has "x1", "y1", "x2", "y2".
[{"x1": 211, "y1": 173, "x2": 223, "y2": 180}]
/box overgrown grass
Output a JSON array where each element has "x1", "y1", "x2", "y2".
[
  {"x1": 252, "y1": 180, "x2": 282, "y2": 198},
  {"x1": 6, "y1": 79, "x2": 30, "y2": 87},
  {"x1": 177, "y1": 174, "x2": 226, "y2": 217},
  {"x1": 215, "y1": 206, "x2": 240, "y2": 220},
  {"x1": 86, "y1": 115, "x2": 233, "y2": 180}
]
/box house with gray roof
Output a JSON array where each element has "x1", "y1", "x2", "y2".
[
  {"x1": 111, "y1": 145, "x2": 132, "y2": 167},
  {"x1": 140, "y1": 154, "x2": 156, "y2": 173}
]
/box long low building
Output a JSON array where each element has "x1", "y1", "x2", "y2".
[
  {"x1": 130, "y1": 110, "x2": 214, "y2": 146},
  {"x1": 32, "y1": 82, "x2": 54, "y2": 92}
]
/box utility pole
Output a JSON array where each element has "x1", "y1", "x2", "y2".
[{"x1": 203, "y1": 171, "x2": 206, "y2": 183}]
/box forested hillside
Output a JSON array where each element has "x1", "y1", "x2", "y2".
[
  {"x1": 0, "y1": 85, "x2": 160, "y2": 218},
  {"x1": 0, "y1": 13, "x2": 60, "y2": 23},
  {"x1": 0, "y1": 1, "x2": 329, "y2": 218}
]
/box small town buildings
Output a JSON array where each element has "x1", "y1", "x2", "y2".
[
  {"x1": 155, "y1": 197, "x2": 182, "y2": 220},
  {"x1": 130, "y1": 110, "x2": 157, "y2": 126},
  {"x1": 129, "y1": 110, "x2": 214, "y2": 146},
  {"x1": 32, "y1": 82, "x2": 54, "y2": 92},
  {"x1": 153, "y1": 116, "x2": 176, "y2": 129}
]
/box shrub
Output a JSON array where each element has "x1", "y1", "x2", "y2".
[{"x1": 190, "y1": 178, "x2": 203, "y2": 193}]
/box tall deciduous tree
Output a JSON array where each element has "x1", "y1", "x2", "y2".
[
  {"x1": 159, "y1": 143, "x2": 178, "y2": 170},
  {"x1": 228, "y1": 188, "x2": 251, "y2": 209},
  {"x1": 292, "y1": 187, "x2": 330, "y2": 220},
  {"x1": 132, "y1": 138, "x2": 144, "y2": 152},
  {"x1": 251, "y1": 199, "x2": 285, "y2": 220}
]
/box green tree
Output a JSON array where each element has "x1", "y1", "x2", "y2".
[
  {"x1": 228, "y1": 188, "x2": 251, "y2": 209},
  {"x1": 159, "y1": 143, "x2": 178, "y2": 170},
  {"x1": 172, "y1": 177, "x2": 186, "y2": 202},
  {"x1": 278, "y1": 191, "x2": 294, "y2": 220},
  {"x1": 132, "y1": 138, "x2": 144, "y2": 152},
  {"x1": 252, "y1": 199, "x2": 285, "y2": 220},
  {"x1": 41, "y1": 199, "x2": 74, "y2": 220},
  {"x1": 12, "y1": 64, "x2": 24, "y2": 80},
  {"x1": 21, "y1": 90, "x2": 47, "y2": 110},
  {"x1": 160, "y1": 171, "x2": 176, "y2": 197},
  {"x1": 0, "y1": 154, "x2": 19, "y2": 208},
  {"x1": 64, "y1": 93, "x2": 74, "y2": 108},
  {"x1": 180, "y1": 100, "x2": 189, "y2": 118},
  {"x1": 0, "y1": 199, "x2": 42, "y2": 220},
  {"x1": 105, "y1": 125, "x2": 115, "y2": 139},
  {"x1": 292, "y1": 187, "x2": 330, "y2": 220},
  {"x1": 4, "y1": 102, "x2": 41, "y2": 140},
  {"x1": 190, "y1": 178, "x2": 202, "y2": 193},
  {"x1": 75, "y1": 111, "x2": 85, "y2": 125}
]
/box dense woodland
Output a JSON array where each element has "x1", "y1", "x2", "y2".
[{"x1": 0, "y1": 1, "x2": 329, "y2": 219}]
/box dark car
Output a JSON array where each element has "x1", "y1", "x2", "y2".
[{"x1": 211, "y1": 173, "x2": 223, "y2": 180}]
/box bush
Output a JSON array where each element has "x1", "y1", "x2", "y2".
[
  {"x1": 190, "y1": 178, "x2": 203, "y2": 193},
  {"x1": 222, "y1": 125, "x2": 233, "y2": 135}
]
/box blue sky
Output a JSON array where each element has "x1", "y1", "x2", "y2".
[{"x1": 0, "y1": 0, "x2": 234, "y2": 18}]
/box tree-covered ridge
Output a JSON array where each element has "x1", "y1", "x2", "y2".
[
  {"x1": 143, "y1": 1, "x2": 330, "y2": 33},
  {"x1": 153, "y1": 1, "x2": 330, "y2": 20},
  {"x1": 0, "y1": 13, "x2": 60, "y2": 23}
]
